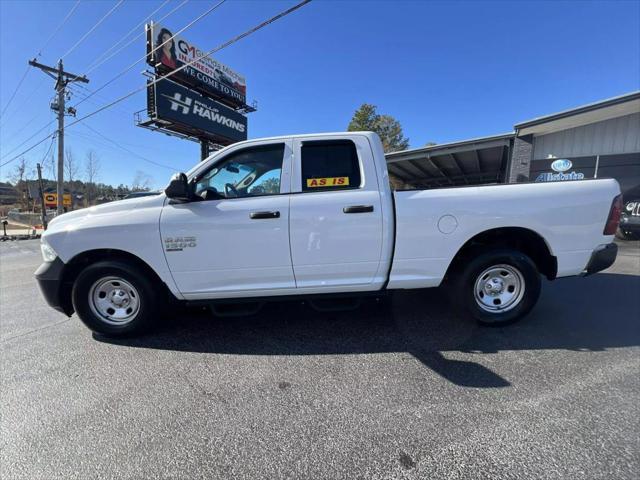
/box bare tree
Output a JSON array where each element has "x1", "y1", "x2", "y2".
[
  {"x1": 42, "y1": 152, "x2": 56, "y2": 181},
  {"x1": 84, "y1": 150, "x2": 101, "y2": 204},
  {"x1": 8, "y1": 157, "x2": 29, "y2": 185},
  {"x1": 64, "y1": 148, "x2": 79, "y2": 183},
  {"x1": 131, "y1": 170, "x2": 153, "y2": 191},
  {"x1": 8, "y1": 157, "x2": 31, "y2": 209}
]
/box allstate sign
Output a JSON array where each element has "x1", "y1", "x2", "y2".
[
  {"x1": 551, "y1": 159, "x2": 572, "y2": 172},
  {"x1": 535, "y1": 158, "x2": 585, "y2": 183}
]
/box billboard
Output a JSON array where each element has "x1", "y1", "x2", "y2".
[
  {"x1": 149, "y1": 78, "x2": 247, "y2": 143},
  {"x1": 147, "y1": 22, "x2": 247, "y2": 108}
]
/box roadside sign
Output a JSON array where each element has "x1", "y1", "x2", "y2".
[{"x1": 44, "y1": 193, "x2": 72, "y2": 208}]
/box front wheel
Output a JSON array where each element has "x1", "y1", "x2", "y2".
[
  {"x1": 72, "y1": 261, "x2": 160, "y2": 337},
  {"x1": 450, "y1": 249, "x2": 541, "y2": 326}
]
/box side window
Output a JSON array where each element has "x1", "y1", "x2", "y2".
[
  {"x1": 301, "y1": 140, "x2": 361, "y2": 192},
  {"x1": 195, "y1": 143, "x2": 285, "y2": 199}
]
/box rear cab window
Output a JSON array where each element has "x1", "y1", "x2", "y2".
[{"x1": 301, "y1": 140, "x2": 362, "y2": 192}]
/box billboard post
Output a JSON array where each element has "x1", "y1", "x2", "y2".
[{"x1": 200, "y1": 140, "x2": 210, "y2": 162}]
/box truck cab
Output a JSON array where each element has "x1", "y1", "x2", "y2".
[{"x1": 160, "y1": 132, "x2": 394, "y2": 298}]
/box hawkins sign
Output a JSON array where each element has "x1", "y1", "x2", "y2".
[
  {"x1": 151, "y1": 79, "x2": 247, "y2": 142},
  {"x1": 147, "y1": 22, "x2": 247, "y2": 107},
  {"x1": 534, "y1": 158, "x2": 585, "y2": 182}
]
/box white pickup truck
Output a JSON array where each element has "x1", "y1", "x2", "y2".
[{"x1": 36, "y1": 132, "x2": 622, "y2": 336}]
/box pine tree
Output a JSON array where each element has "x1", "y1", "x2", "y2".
[{"x1": 347, "y1": 104, "x2": 409, "y2": 153}]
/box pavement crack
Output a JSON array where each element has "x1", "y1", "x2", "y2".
[{"x1": 1, "y1": 318, "x2": 72, "y2": 343}]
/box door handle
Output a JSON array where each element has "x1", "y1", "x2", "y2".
[
  {"x1": 250, "y1": 211, "x2": 280, "y2": 219},
  {"x1": 343, "y1": 205, "x2": 374, "y2": 214}
]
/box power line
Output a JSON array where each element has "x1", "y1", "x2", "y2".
[
  {"x1": 0, "y1": 66, "x2": 30, "y2": 119},
  {"x1": 0, "y1": 85, "x2": 77, "y2": 158},
  {"x1": 37, "y1": 0, "x2": 82, "y2": 58},
  {"x1": 41, "y1": 109, "x2": 59, "y2": 180},
  {"x1": 70, "y1": 0, "x2": 311, "y2": 125},
  {"x1": 61, "y1": 0, "x2": 125, "y2": 60},
  {"x1": 67, "y1": 83, "x2": 131, "y2": 117},
  {"x1": 0, "y1": 83, "x2": 56, "y2": 139},
  {"x1": 1, "y1": 119, "x2": 57, "y2": 161},
  {"x1": 0, "y1": 0, "x2": 82, "y2": 120},
  {"x1": 73, "y1": 0, "x2": 226, "y2": 108},
  {"x1": 84, "y1": 0, "x2": 172, "y2": 74},
  {"x1": 0, "y1": 78, "x2": 47, "y2": 132},
  {"x1": 80, "y1": 123, "x2": 175, "y2": 170},
  {"x1": 1, "y1": 0, "x2": 313, "y2": 170},
  {"x1": 40, "y1": 133, "x2": 57, "y2": 166},
  {"x1": 0, "y1": 133, "x2": 55, "y2": 170},
  {"x1": 39, "y1": 105, "x2": 58, "y2": 155},
  {"x1": 66, "y1": 0, "x2": 189, "y2": 87}
]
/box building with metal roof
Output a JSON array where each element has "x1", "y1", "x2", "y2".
[
  {"x1": 386, "y1": 132, "x2": 514, "y2": 189},
  {"x1": 387, "y1": 91, "x2": 640, "y2": 196}
]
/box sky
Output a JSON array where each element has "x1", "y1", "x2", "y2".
[{"x1": 1, "y1": 0, "x2": 639, "y2": 189}]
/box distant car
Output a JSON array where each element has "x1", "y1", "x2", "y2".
[
  {"x1": 618, "y1": 195, "x2": 640, "y2": 240},
  {"x1": 123, "y1": 191, "x2": 161, "y2": 200}
]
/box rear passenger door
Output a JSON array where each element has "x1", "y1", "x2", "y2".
[{"x1": 289, "y1": 136, "x2": 384, "y2": 290}]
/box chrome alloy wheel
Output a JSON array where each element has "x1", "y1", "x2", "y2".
[
  {"x1": 473, "y1": 264, "x2": 525, "y2": 313},
  {"x1": 88, "y1": 276, "x2": 141, "y2": 325}
]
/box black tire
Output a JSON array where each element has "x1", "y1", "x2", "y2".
[
  {"x1": 615, "y1": 227, "x2": 638, "y2": 241},
  {"x1": 71, "y1": 261, "x2": 160, "y2": 337},
  {"x1": 449, "y1": 249, "x2": 541, "y2": 326}
]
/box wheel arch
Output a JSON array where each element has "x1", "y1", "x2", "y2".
[
  {"x1": 445, "y1": 227, "x2": 558, "y2": 281},
  {"x1": 58, "y1": 248, "x2": 177, "y2": 315}
]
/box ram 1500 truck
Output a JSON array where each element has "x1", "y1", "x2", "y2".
[{"x1": 35, "y1": 132, "x2": 622, "y2": 336}]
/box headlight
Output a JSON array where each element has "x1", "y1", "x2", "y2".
[
  {"x1": 40, "y1": 241, "x2": 58, "y2": 262},
  {"x1": 625, "y1": 202, "x2": 636, "y2": 212}
]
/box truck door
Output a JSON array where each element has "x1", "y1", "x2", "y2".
[
  {"x1": 160, "y1": 140, "x2": 295, "y2": 299},
  {"x1": 289, "y1": 136, "x2": 384, "y2": 290}
]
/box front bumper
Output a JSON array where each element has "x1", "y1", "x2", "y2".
[
  {"x1": 35, "y1": 258, "x2": 74, "y2": 316},
  {"x1": 584, "y1": 243, "x2": 618, "y2": 276}
]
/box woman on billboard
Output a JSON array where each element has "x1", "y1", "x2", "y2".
[{"x1": 156, "y1": 28, "x2": 177, "y2": 69}]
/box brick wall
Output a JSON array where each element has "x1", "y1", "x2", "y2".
[{"x1": 508, "y1": 134, "x2": 534, "y2": 183}]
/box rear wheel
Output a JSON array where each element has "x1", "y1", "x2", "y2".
[
  {"x1": 450, "y1": 249, "x2": 541, "y2": 326},
  {"x1": 72, "y1": 261, "x2": 160, "y2": 337}
]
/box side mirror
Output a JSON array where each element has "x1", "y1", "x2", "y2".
[{"x1": 165, "y1": 173, "x2": 192, "y2": 202}]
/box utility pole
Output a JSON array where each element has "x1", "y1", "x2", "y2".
[
  {"x1": 29, "y1": 58, "x2": 88, "y2": 215},
  {"x1": 36, "y1": 163, "x2": 48, "y2": 230}
]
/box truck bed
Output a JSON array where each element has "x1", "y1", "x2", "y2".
[{"x1": 387, "y1": 178, "x2": 620, "y2": 289}]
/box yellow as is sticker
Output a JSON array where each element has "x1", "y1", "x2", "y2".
[{"x1": 306, "y1": 177, "x2": 350, "y2": 188}]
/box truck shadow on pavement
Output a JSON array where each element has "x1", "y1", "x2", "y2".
[{"x1": 96, "y1": 273, "x2": 640, "y2": 389}]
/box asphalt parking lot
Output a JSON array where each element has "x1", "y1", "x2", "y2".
[{"x1": 1, "y1": 239, "x2": 639, "y2": 479}]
